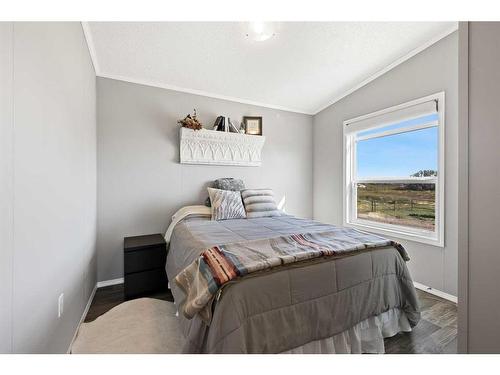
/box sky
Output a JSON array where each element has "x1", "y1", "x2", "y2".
[{"x1": 356, "y1": 114, "x2": 438, "y2": 179}]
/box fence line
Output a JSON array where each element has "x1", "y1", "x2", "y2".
[{"x1": 358, "y1": 198, "x2": 434, "y2": 214}]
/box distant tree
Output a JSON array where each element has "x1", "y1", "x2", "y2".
[
  {"x1": 400, "y1": 170, "x2": 438, "y2": 191},
  {"x1": 403, "y1": 183, "x2": 435, "y2": 191},
  {"x1": 411, "y1": 170, "x2": 437, "y2": 177}
]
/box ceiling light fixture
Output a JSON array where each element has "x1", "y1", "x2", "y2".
[{"x1": 246, "y1": 22, "x2": 276, "y2": 42}]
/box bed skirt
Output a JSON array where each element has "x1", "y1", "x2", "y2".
[{"x1": 281, "y1": 308, "x2": 411, "y2": 354}]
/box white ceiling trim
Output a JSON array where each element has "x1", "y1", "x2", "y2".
[
  {"x1": 97, "y1": 72, "x2": 315, "y2": 115},
  {"x1": 81, "y1": 22, "x2": 458, "y2": 116},
  {"x1": 81, "y1": 22, "x2": 312, "y2": 115},
  {"x1": 313, "y1": 23, "x2": 458, "y2": 114},
  {"x1": 81, "y1": 22, "x2": 100, "y2": 74}
]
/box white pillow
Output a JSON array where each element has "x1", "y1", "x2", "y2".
[
  {"x1": 207, "y1": 187, "x2": 246, "y2": 221},
  {"x1": 164, "y1": 205, "x2": 211, "y2": 245}
]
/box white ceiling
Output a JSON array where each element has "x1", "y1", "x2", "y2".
[{"x1": 85, "y1": 22, "x2": 457, "y2": 114}]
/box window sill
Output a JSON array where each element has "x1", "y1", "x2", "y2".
[{"x1": 345, "y1": 220, "x2": 444, "y2": 248}]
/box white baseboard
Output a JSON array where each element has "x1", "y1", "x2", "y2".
[
  {"x1": 413, "y1": 281, "x2": 457, "y2": 303},
  {"x1": 66, "y1": 277, "x2": 124, "y2": 353},
  {"x1": 96, "y1": 277, "x2": 124, "y2": 288},
  {"x1": 67, "y1": 283, "x2": 97, "y2": 353}
]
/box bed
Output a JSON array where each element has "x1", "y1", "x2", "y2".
[{"x1": 165, "y1": 206, "x2": 420, "y2": 354}]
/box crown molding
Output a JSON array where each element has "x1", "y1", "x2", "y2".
[
  {"x1": 82, "y1": 21, "x2": 457, "y2": 116},
  {"x1": 312, "y1": 23, "x2": 458, "y2": 114},
  {"x1": 81, "y1": 22, "x2": 100, "y2": 75},
  {"x1": 81, "y1": 21, "x2": 311, "y2": 114},
  {"x1": 97, "y1": 72, "x2": 314, "y2": 115}
]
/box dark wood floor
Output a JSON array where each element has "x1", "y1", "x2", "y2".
[
  {"x1": 84, "y1": 285, "x2": 456, "y2": 354},
  {"x1": 384, "y1": 289, "x2": 457, "y2": 354}
]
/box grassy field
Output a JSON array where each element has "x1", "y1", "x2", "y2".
[{"x1": 357, "y1": 183, "x2": 435, "y2": 231}]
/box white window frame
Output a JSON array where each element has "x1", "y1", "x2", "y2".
[{"x1": 343, "y1": 92, "x2": 445, "y2": 247}]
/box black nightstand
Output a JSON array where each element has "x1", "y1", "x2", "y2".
[{"x1": 124, "y1": 234, "x2": 168, "y2": 300}]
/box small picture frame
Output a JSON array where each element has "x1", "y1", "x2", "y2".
[{"x1": 243, "y1": 116, "x2": 263, "y2": 136}]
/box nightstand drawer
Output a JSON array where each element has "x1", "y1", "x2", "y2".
[
  {"x1": 124, "y1": 268, "x2": 167, "y2": 298},
  {"x1": 124, "y1": 246, "x2": 166, "y2": 274}
]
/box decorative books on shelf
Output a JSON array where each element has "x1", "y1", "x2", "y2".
[
  {"x1": 213, "y1": 116, "x2": 243, "y2": 133},
  {"x1": 179, "y1": 127, "x2": 265, "y2": 166}
]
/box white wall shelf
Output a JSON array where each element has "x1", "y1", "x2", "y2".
[{"x1": 179, "y1": 127, "x2": 265, "y2": 166}]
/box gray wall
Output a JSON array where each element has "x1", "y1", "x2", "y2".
[
  {"x1": 97, "y1": 78, "x2": 313, "y2": 282},
  {"x1": 457, "y1": 22, "x2": 469, "y2": 353},
  {"x1": 0, "y1": 22, "x2": 14, "y2": 354},
  {"x1": 313, "y1": 32, "x2": 458, "y2": 296},
  {"x1": 466, "y1": 22, "x2": 500, "y2": 353},
  {"x1": 0, "y1": 22, "x2": 96, "y2": 353}
]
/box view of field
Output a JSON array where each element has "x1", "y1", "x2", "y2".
[{"x1": 357, "y1": 183, "x2": 435, "y2": 231}]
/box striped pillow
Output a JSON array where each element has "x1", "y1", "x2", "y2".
[
  {"x1": 204, "y1": 178, "x2": 245, "y2": 207},
  {"x1": 207, "y1": 187, "x2": 246, "y2": 221},
  {"x1": 241, "y1": 189, "x2": 282, "y2": 218}
]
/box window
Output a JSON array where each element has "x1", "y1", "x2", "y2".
[{"x1": 343, "y1": 93, "x2": 445, "y2": 246}]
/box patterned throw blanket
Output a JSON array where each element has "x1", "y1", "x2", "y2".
[{"x1": 175, "y1": 227, "x2": 409, "y2": 324}]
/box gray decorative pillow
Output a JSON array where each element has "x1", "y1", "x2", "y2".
[
  {"x1": 205, "y1": 178, "x2": 245, "y2": 207},
  {"x1": 207, "y1": 187, "x2": 246, "y2": 221},
  {"x1": 215, "y1": 178, "x2": 245, "y2": 191},
  {"x1": 241, "y1": 189, "x2": 282, "y2": 218}
]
